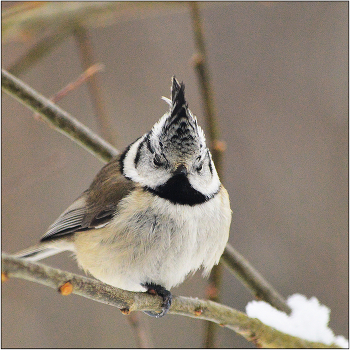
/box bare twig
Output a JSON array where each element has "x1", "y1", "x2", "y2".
[
  {"x1": 189, "y1": 2, "x2": 223, "y2": 169},
  {"x1": 49, "y1": 63, "x2": 105, "y2": 105},
  {"x1": 189, "y1": 2, "x2": 224, "y2": 346},
  {"x1": 1, "y1": 68, "x2": 118, "y2": 163},
  {"x1": 8, "y1": 26, "x2": 72, "y2": 76},
  {"x1": 1, "y1": 254, "x2": 338, "y2": 349},
  {"x1": 2, "y1": 2, "x2": 189, "y2": 44},
  {"x1": 33, "y1": 63, "x2": 105, "y2": 119},
  {"x1": 128, "y1": 313, "x2": 154, "y2": 348},
  {"x1": 203, "y1": 264, "x2": 222, "y2": 347},
  {"x1": 222, "y1": 244, "x2": 292, "y2": 314},
  {"x1": 73, "y1": 25, "x2": 117, "y2": 146}
]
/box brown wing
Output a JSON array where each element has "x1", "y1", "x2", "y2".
[{"x1": 40, "y1": 156, "x2": 135, "y2": 242}]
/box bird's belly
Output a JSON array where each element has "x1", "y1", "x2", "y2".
[{"x1": 73, "y1": 189, "x2": 230, "y2": 291}]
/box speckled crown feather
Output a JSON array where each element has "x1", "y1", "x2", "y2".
[{"x1": 157, "y1": 77, "x2": 205, "y2": 157}]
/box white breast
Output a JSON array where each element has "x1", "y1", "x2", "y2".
[{"x1": 73, "y1": 186, "x2": 231, "y2": 292}]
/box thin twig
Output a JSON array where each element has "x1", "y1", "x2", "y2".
[
  {"x1": 2, "y1": 2, "x2": 189, "y2": 44},
  {"x1": 49, "y1": 63, "x2": 105, "y2": 104},
  {"x1": 8, "y1": 25, "x2": 72, "y2": 76},
  {"x1": 189, "y1": 2, "x2": 224, "y2": 347},
  {"x1": 222, "y1": 244, "x2": 292, "y2": 314},
  {"x1": 33, "y1": 63, "x2": 105, "y2": 119},
  {"x1": 128, "y1": 313, "x2": 154, "y2": 348},
  {"x1": 1, "y1": 254, "x2": 338, "y2": 349},
  {"x1": 1, "y1": 68, "x2": 118, "y2": 163},
  {"x1": 189, "y1": 2, "x2": 223, "y2": 169},
  {"x1": 73, "y1": 25, "x2": 117, "y2": 146}
]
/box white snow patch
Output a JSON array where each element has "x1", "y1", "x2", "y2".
[{"x1": 246, "y1": 293, "x2": 348, "y2": 348}]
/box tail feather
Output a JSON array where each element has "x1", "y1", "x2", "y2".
[{"x1": 12, "y1": 244, "x2": 63, "y2": 261}]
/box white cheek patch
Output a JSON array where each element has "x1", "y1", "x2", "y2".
[
  {"x1": 122, "y1": 136, "x2": 147, "y2": 185},
  {"x1": 122, "y1": 136, "x2": 170, "y2": 189},
  {"x1": 189, "y1": 165, "x2": 221, "y2": 197},
  {"x1": 188, "y1": 150, "x2": 221, "y2": 197}
]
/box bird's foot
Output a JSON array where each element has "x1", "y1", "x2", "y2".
[{"x1": 142, "y1": 283, "x2": 172, "y2": 318}]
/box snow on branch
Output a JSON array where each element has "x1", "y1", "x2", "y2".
[{"x1": 246, "y1": 294, "x2": 349, "y2": 348}]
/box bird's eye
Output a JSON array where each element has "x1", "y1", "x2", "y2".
[
  {"x1": 196, "y1": 163, "x2": 203, "y2": 172},
  {"x1": 153, "y1": 154, "x2": 163, "y2": 167}
]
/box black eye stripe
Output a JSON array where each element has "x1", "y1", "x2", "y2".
[
  {"x1": 134, "y1": 140, "x2": 144, "y2": 167},
  {"x1": 153, "y1": 154, "x2": 163, "y2": 166},
  {"x1": 145, "y1": 133, "x2": 154, "y2": 154},
  {"x1": 208, "y1": 160, "x2": 213, "y2": 175}
]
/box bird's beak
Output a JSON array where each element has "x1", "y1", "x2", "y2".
[{"x1": 174, "y1": 164, "x2": 188, "y2": 176}]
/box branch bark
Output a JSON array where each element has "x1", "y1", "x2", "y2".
[
  {"x1": 1, "y1": 254, "x2": 339, "y2": 349},
  {"x1": 73, "y1": 25, "x2": 117, "y2": 146},
  {"x1": 1, "y1": 69, "x2": 118, "y2": 162},
  {"x1": 189, "y1": 2, "x2": 225, "y2": 346},
  {"x1": 8, "y1": 25, "x2": 72, "y2": 76},
  {"x1": 222, "y1": 244, "x2": 291, "y2": 314},
  {"x1": 2, "y1": 2, "x2": 189, "y2": 44}
]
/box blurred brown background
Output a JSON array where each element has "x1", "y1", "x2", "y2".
[{"x1": 2, "y1": 2, "x2": 348, "y2": 348}]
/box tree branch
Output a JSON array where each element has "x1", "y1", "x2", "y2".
[
  {"x1": 2, "y1": 2, "x2": 189, "y2": 44},
  {"x1": 1, "y1": 68, "x2": 119, "y2": 162},
  {"x1": 73, "y1": 24, "x2": 117, "y2": 146},
  {"x1": 8, "y1": 25, "x2": 72, "y2": 76},
  {"x1": 1, "y1": 254, "x2": 338, "y2": 349},
  {"x1": 222, "y1": 243, "x2": 291, "y2": 314},
  {"x1": 189, "y1": 2, "x2": 225, "y2": 346}
]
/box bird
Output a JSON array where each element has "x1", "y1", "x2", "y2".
[{"x1": 13, "y1": 77, "x2": 232, "y2": 317}]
